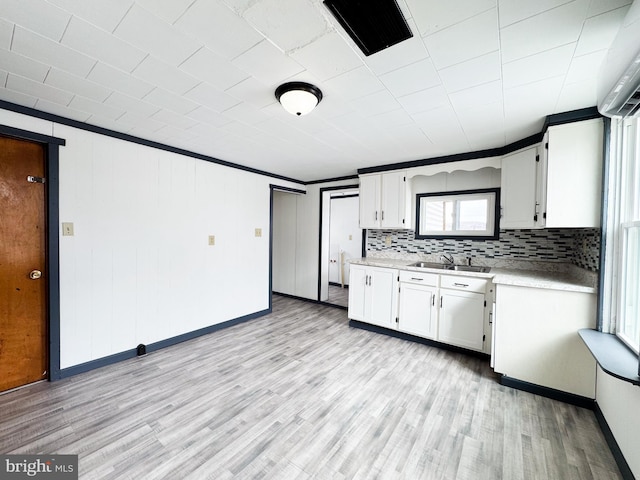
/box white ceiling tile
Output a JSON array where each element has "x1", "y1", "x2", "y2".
[
  {"x1": 500, "y1": 1, "x2": 588, "y2": 62},
  {"x1": 290, "y1": 32, "x2": 362, "y2": 81},
  {"x1": 348, "y1": 90, "x2": 402, "y2": 117},
  {"x1": 220, "y1": 0, "x2": 258, "y2": 16},
  {"x1": 438, "y1": 51, "x2": 501, "y2": 93},
  {"x1": 34, "y1": 98, "x2": 92, "y2": 122},
  {"x1": 587, "y1": 0, "x2": 632, "y2": 17},
  {"x1": 449, "y1": 80, "x2": 503, "y2": 112},
  {"x1": 61, "y1": 16, "x2": 146, "y2": 73},
  {"x1": 174, "y1": 0, "x2": 263, "y2": 60},
  {"x1": 184, "y1": 82, "x2": 240, "y2": 113},
  {"x1": 220, "y1": 120, "x2": 262, "y2": 138},
  {"x1": 364, "y1": 29, "x2": 429, "y2": 75},
  {"x1": 407, "y1": 0, "x2": 496, "y2": 36},
  {"x1": 1, "y1": 0, "x2": 71, "y2": 41},
  {"x1": 323, "y1": 66, "x2": 385, "y2": 102},
  {"x1": 0, "y1": 48, "x2": 49, "y2": 82},
  {"x1": 425, "y1": 9, "x2": 499, "y2": 69},
  {"x1": 504, "y1": 75, "x2": 565, "y2": 120},
  {"x1": 379, "y1": 58, "x2": 440, "y2": 97},
  {"x1": 179, "y1": 47, "x2": 249, "y2": 91},
  {"x1": 114, "y1": 5, "x2": 201, "y2": 66},
  {"x1": 397, "y1": 85, "x2": 451, "y2": 115},
  {"x1": 150, "y1": 109, "x2": 198, "y2": 130},
  {"x1": 87, "y1": 62, "x2": 155, "y2": 99},
  {"x1": 104, "y1": 91, "x2": 160, "y2": 118},
  {"x1": 187, "y1": 122, "x2": 229, "y2": 139},
  {"x1": 6, "y1": 73, "x2": 73, "y2": 105},
  {"x1": 502, "y1": 43, "x2": 575, "y2": 89},
  {"x1": 497, "y1": 0, "x2": 573, "y2": 28},
  {"x1": 143, "y1": 87, "x2": 199, "y2": 115},
  {"x1": 555, "y1": 79, "x2": 597, "y2": 112},
  {"x1": 0, "y1": 85, "x2": 38, "y2": 108},
  {"x1": 132, "y1": 56, "x2": 200, "y2": 95},
  {"x1": 45, "y1": 68, "x2": 112, "y2": 102},
  {"x1": 369, "y1": 108, "x2": 415, "y2": 128},
  {"x1": 186, "y1": 106, "x2": 232, "y2": 127},
  {"x1": 47, "y1": 0, "x2": 133, "y2": 33},
  {"x1": 224, "y1": 77, "x2": 274, "y2": 109},
  {"x1": 135, "y1": 0, "x2": 194, "y2": 24},
  {"x1": 68, "y1": 95, "x2": 126, "y2": 120},
  {"x1": 87, "y1": 114, "x2": 133, "y2": 133},
  {"x1": 221, "y1": 102, "x2": 272, "y2": 125},
  {"x1": 12, "y1": 26, "x2": 96, "y2": 77},
  {"x1": 457, "y1": 101, "x2": 504, "y2": 136},
  {"x1": 0, "y1": 18, "x2": 13, "y2": 49},
  {"x1": 412, "y1": 106, "x2": 467, "y2": 147},
  {"x1": 575, "y1": 6, "x2": 629, "y2": 56},
  {"x1": 243, "y1": 0, "x2": 329, "y2": 53},
  {"x1": 231, "y1": 40, "x2": 305, "y2": 86},
  {"x1": 565, "y1": 49, "x2": 607, "y2": 84}
]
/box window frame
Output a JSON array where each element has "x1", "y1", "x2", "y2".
[{"x1": 414, "y1": 187, "x2": 500, "y2": 240}]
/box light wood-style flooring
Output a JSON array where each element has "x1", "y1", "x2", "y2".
[
  {"x1": 0, "y1": 296, "x2": 621, "y2": 479},
  {"x1": 327, "y1": 284, "x2": 349, "y2": 308}
]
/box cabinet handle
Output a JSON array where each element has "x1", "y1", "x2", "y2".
[
  {"x1": 440, "y1": 296, "x2": 443, "y2": 308},
  {"x1": 382, "y1": 210, "x2": 384, "y2": 221},
  {"x1": 375, "y1": 211, "x2": 378, "y2": 221},
  {"x1": 366, "y1": 275, "x2": 370, "y2": 286},
  {"x1": 432, "y1": 295, "x2": 435, "y2": 307},
  {"x1": 453, "y1": 283, "x2": 469, "y2": 287},
  {"x1": 410, "y1": 277, "x2": 423, "y2": 281},
  {"x1": 489, "y1": 312, "x2": 493, "y2": 325}
]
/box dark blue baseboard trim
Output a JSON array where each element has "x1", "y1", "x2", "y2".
[
  {"x1": 58, "y1": 308, "x2": 271, "y2": 379},
  {"x1": 349, "y1": 319, "x2": 490, "y2": 360},
  {"x1": 594, "y1": 403, "x2": 635, "y2": 480},
  {"x1": 499, "y1": 376, "x2": 595, "y2": 410}
]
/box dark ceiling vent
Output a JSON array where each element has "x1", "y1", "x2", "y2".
[{"x1": 323, "y1": 0, "x2": 413, "y2": 56}]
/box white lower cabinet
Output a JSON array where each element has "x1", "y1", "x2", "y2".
[
  {"x1": 439, "y1": 289, "x2": 485, "y2": 351},
  {"x1": 398, "y1": 271, "x2": 438, "y2": 339},
  {"x1": 348, "y1": 264, "x2": 398, "y2": 329}
]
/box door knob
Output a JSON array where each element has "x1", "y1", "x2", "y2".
[{"x1": 29, "y1": 270, "x2": 42, "y2": 280}]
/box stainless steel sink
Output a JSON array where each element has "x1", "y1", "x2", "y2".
[
  {"x1": 450, "y1": 265, "x2": 491, "y2": 273},
  {"x1": 410, "y1": 262, "x2": 490, "y2": 273},
  {"x1": 410, "y1": 261, "x2": 450, "y2": 269}
]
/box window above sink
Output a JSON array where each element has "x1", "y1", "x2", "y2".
[{"x1": 415, "y1": 188, "x2": 500, "y2": 240}]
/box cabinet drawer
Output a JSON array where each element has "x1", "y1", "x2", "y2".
[
  {"x1": 440, "y1": 275, "x2": 487, "y2": 293},
  {"x1": 399, "y1": 270, "x2": 438, "y2": 286}
]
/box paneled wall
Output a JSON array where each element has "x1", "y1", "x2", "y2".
[{"x1": 1, "y1": 108, "x2": 301, "y2": 370}]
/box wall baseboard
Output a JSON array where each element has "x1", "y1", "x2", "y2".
[
  {"x1": 499, "y1": 376, "x2": 595, "y2": 409},
  {"x1": 593, "y1": 403, "x2": 635, "y2": 480},
  {"x1": 57, "y1": 309, "x2": 271, "y2": 379}
]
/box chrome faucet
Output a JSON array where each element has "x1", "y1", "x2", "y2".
[{"x1": 440, "y1": 253, "x2": 454, "y2": 265}]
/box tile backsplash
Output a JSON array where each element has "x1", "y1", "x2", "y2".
[{"x1": 367, "y1": 228, "x2": 601, "y2": 272}]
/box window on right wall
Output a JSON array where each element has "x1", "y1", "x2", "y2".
[{"x1": 603, "y1": 115, "x2": 640, "y2": 353}]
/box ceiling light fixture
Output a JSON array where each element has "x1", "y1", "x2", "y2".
[{"x1": 275, "y1": 82, "x2": 323, "y2": 116}]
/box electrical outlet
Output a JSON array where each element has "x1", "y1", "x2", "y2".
[
  {"x1": 62, "y1": 222, "x2": 74, "y2": 236},
  {"x1": 348, "y1": 234, "x2": 352, "y2": 240},
  {"x1": 255, "y1": 228, "x2": 262, "y2": 237},
  {"x1": 208, "y1": 235, "x2": 215, "y2": 246},
  {"x1": 385, "y1": 235, "x2": 392, "y2": 246}
]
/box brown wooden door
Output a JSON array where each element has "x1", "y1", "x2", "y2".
[{"x1": 0, "y1": 136, "x2": 48, "y2": 392}]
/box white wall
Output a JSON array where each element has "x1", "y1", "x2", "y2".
[
  {"x1": 272, "y1": 190, "x2": 298, "y2": 295},
  {"x1": 596, "y1": 367, "x2": 640, "y2": 478},
  {"x1": 1, "y1": 108, "x2": 302, "y2": 370}
]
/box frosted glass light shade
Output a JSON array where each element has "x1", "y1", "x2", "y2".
[{"x1": 275, "y1": 82, "x2": 323, "y2": 116}]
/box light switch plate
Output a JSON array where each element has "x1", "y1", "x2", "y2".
[
  {"x1": 255, "y1": 228, "x2": 262, "y2": 237},
  {"x1": 208, "y1": 235, "x2": 215, "y2": 246},
  {"x1": 62, "y1": 222, "x2": 74, "y2": 236}
]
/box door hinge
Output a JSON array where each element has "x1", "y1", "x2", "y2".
[
  {"x1": 535, "y1": 154, "x2": 539, "y2": 162},
  {"x1": 27, "y1": 175, "x2": 45, "y2": 184},
  {"x1": 545, "y1": 142, "x2": 549, "y2": 150}
]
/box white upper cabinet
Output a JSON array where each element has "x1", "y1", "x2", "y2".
[
  {"x1": 500, "y1": 146, "x2": 539, "y2": 229},
  {"x1": 543, "y1": 118, "x2": 603, "y2": 228},
  {"x1": 359, "y1": 171, "x2": 411, "y2": 229},
  {"x1": 500, "y1": 118, "x2": 603, "y2": 230}
]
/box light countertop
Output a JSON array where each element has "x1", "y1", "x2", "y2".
[{"x1": 348, "y1": 257, "x2": 596, "y2": 294}]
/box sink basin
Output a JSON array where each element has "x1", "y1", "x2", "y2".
[
  {"x1": 409, "y1": 262, "x2": 490, "y2": 273},
  {"x1": 410, "y1": 261, "x2": 450, "y2": 269},
  {"x1": 450, "y1": 265, "x2": 491, "y2": 273}
]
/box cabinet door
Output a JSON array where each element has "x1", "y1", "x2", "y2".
[
  {"x1": 545, "y1": 119, "x2": 603, "y2": 228},
  {"x1": 500, "y1": 147, "x2": 537, "y2": 229},
  {"x1": 381, "y1": 172, "x2": 406, "y2": 229},
  {"x1": 347, "y1": 265, "x2": 367, "y2": 321},
  {"x1": 367, "y1": 267, "x2": 397, "y2": 329},
  {"x1": 439, "y1": 289, "x2": 485, "y2": 351},
  {"x1": 398, "y1": 283, "x2": 437, "y2": 339},
  {"x1": 359, "y1": 175, "x2": 380, "y2": 229}
]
